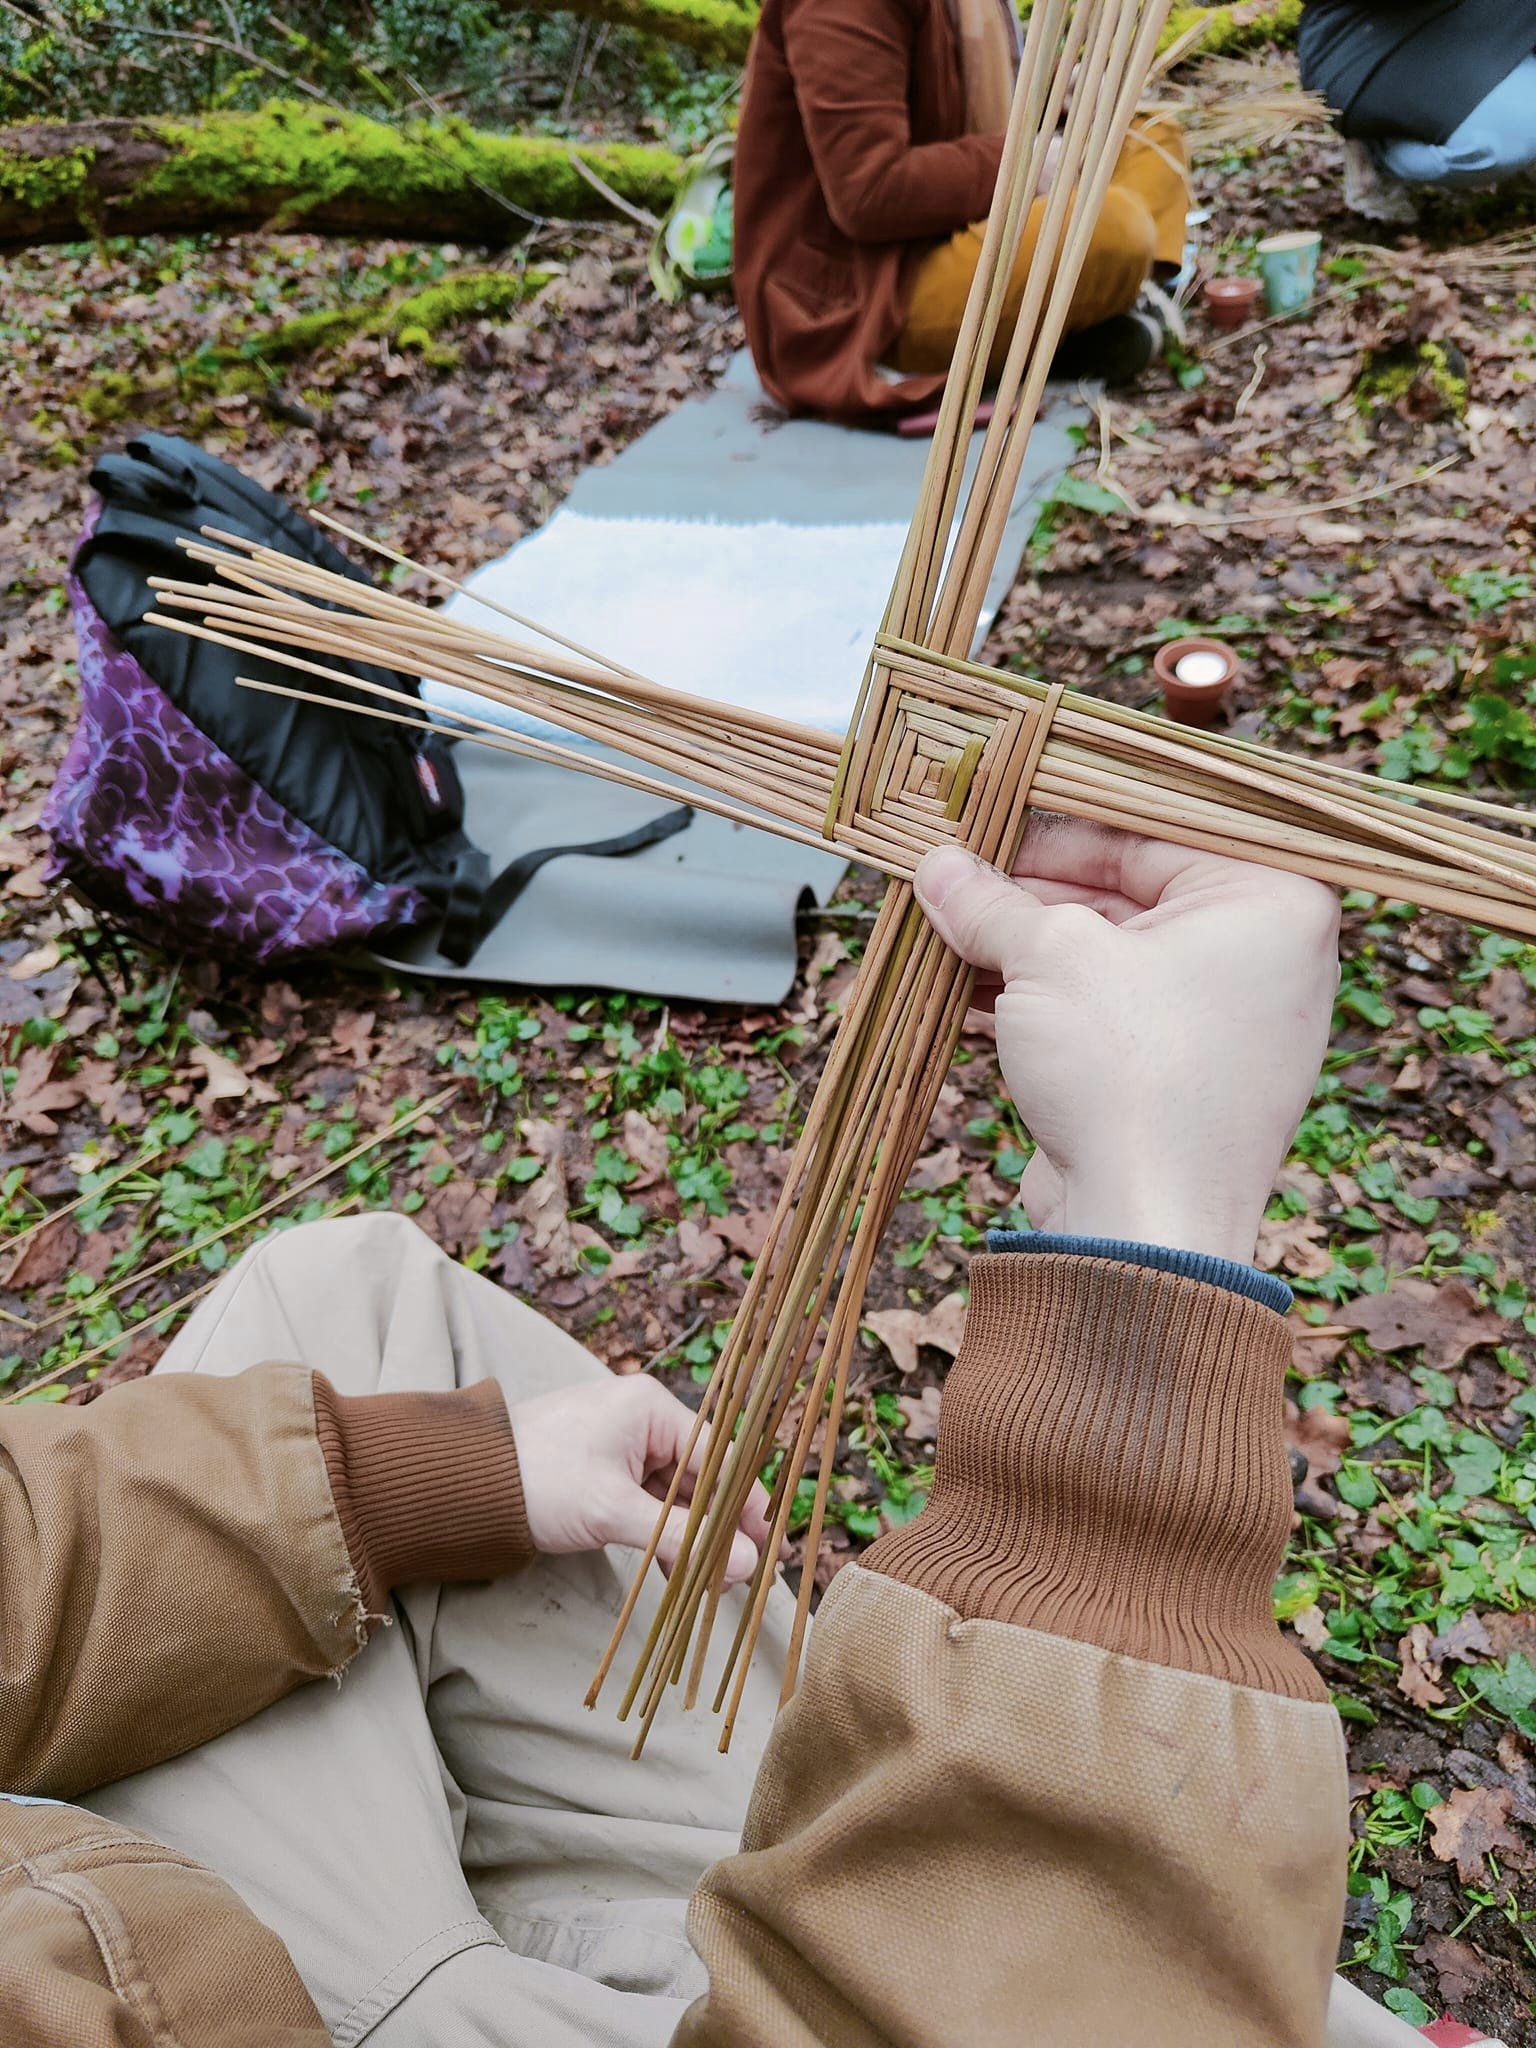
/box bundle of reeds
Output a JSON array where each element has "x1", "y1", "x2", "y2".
[
  {"x1": 1144, "y1": 50, "x2": 1330, "y2": 154},
  {"x1": 149, "y1": 0, "x2": 1533, "y2": 1753}
]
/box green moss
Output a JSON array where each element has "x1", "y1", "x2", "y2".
[
  {"x1": 135, "y1": 102, "x2": 683, "y2": 236},
  {"x1": 78, "y1": 370, "x2": 140, "y2": 426},
  {"x1": 1159, "y1": 0, "x2": 1301, "y2": 56},
  {"x1": 212, "y1": 265, "x2": 551, "y2": 380},
  {"x1": 0, "y1": 138, "x2": 93, "y2": 219},
  {"x1": 1355, "y1": 339, "x2": 1469, "y2": 419},
  {"x1": 537, "y1": 0, "x2": 758, "y2": 64}
]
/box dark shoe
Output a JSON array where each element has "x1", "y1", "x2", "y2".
[{"x1": 1051, "y1": 305, "x2": 1161, "y2": 386}]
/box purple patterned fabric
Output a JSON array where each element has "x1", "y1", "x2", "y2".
[{"x1": 45, "y1": 558, "x2": 428, "y2": 963}]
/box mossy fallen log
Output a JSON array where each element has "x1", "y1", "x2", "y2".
[
  {"x1": 1160, "y1": 0, "x2": 1301, "y2": 58},
  {"x1": 0, "y1": 102, "x2": 683, "y2": 248},
  {"x1": 218, "y1": 266, "x2": 554, "y2": 375},
  {"x1": 526, "y1": 0, "x2": 759, "y2": 63},
  {"x1": 0, "y1": 2, "x2": 1302, "y2": 250},
  {"x1": 254, "y1": 268, "x2": 549, "y2": 357}
]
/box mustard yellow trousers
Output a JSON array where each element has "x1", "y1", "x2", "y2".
[{"x1": 894, "y1": 116, "x2": 1189, "y2": 380}]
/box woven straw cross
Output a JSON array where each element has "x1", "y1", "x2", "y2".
[{"x1": 150, "y1": 0, "x2": 1536, "y2": 1752}]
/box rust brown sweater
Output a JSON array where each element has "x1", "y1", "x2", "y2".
[
  {"x1": 0, "y1": 1256, "x2": 1348, "y2": 2047},
  {"x1": 734, "y1": 0, "x2": 1004, "y2": 420}
]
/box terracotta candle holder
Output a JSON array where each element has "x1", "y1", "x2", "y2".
[
  {"x1": 1154, "y1": 636, "x2": 1239, "y2": 728},
  {"x1": 1203, "y1": 275, "x2": 1261, "y2": 332}
]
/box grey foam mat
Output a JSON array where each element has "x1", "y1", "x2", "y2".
[
  {"x1": 396, "y1": 357, "x2": 1087, "y2": 999},
  {"x1": 374, "y1": 742, "x2": 848, "y2": 1006}
]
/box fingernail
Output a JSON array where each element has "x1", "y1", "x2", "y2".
[{"x1": 916, "y1": 845, "x2": 976, "y2": 911}]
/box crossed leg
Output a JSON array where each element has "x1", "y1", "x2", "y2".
[{"x1": 82, "y1": 1212, "x2": 794, "y2": 2048}]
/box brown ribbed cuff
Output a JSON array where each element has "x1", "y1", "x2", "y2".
[
  {"x1": 863, "y1": 1255, "x2": 1324, "y2": 1701},
  {"x1": 312, "y1": 1375, "x2": 535, "y2": 1618}
]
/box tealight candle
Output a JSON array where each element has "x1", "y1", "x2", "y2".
[
  {"x1": 1152, "y1": 636, "x2": 1241, "y2": 728},
  {"x1": 1172, "y1": 648, "x2": 1229, "y2": 687}
]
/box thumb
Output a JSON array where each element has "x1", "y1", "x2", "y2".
[
  {"x1": 914, "y1": 846, "x2": 1044, "y2": 981},
  {"x1": 607, "y1": 1493, "x2": 761, "y2": 1589}
]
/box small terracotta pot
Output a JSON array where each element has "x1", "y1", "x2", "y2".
[
  {"x1": 1153, "y1": 637, "x2": 1239, "y2": 728},
  {"x1": 1203, "y1": 275, "x2": 1261, "y2": 332}
]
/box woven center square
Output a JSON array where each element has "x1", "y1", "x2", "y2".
[{"x1": 827, "y1": 654, "x2": 1061, "y2": 872}]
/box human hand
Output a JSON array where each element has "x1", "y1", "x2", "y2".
[
  {"x1": 509, "y1": 1375, "x2": 771, "y2": 1584},
  {"x1": 914, "y1": 818, "x2": 1340, "y2": 1263}
]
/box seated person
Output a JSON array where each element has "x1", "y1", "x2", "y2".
[
  {"x1": 1300, "y1": 0, "x2": 1536, "y2": 202},
  {"x1": 733, "y1": 0, "x2": 1189, "y2": 423},
  {"x1": 0, "y1": 821, "x2": 1427, "y2": 2046}
]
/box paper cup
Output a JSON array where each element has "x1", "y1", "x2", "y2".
[{"x1": 1255, "y1": 230, "x2": 1321, "y2": 317}]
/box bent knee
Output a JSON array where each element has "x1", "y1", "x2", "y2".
[
  {"x1": 1068, "y1": 188, "x2": 1156, "y2": 327},
  {"x1": 245, "y1": 1208, "x2": 440, "y2": 1283}
]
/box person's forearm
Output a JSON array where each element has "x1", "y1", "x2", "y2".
[
  {"x1": 0, "y1": 1366, "x2": 533, "y2": 1798},
  {"x1": 677, "y1": 1255, "x2": 1347, "y2": 2048}
]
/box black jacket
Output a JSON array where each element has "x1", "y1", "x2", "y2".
[{"x1": 1299, "y1": 0, "x2": 1536, "y2": 143}]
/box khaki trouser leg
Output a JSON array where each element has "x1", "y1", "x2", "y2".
[
  {"x1": 892, "y1": 114, "x2": 1190, "y2": 378},
  {"x1": 1327, "y1": 1976, "x2": 1425, "y2": 2046},
  {"x1": 83, "y1": 1213, "x2": 794, "y2": 2048}
]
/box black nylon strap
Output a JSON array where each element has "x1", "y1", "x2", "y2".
[{"x1": 436, "y1": 804, "x2": 695, "y2": 968}]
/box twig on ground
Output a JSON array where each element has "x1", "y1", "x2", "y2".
[
  {"x1": 20, "y1": 1084, "x2": 459, "y2": 1340},
  {"x1": 8, "y1": 1195, "x2": 366, "y2": 1401},
  {"x1": 0, "y1": 1142, "x2": 165, "y2": 1268}
]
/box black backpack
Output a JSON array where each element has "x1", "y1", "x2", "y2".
[{"x1": 46, "y1": 434, "x2": 688, "y2": 965}]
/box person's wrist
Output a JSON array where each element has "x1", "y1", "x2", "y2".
[{"x1": 1050, "y1": 1174, "x2": 1261, "y2": 1265}]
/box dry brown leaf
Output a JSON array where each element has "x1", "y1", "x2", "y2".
[
  {"x1": 1286, "y1": 1402, "x2": 1350, "y2": 1480},
  {"x1": 907, "y1": 1142, "x2": 964, "y2": 1192},
  {"x1": 1398, "y1": 1621, "x2": 1448, "y2": 1709},
  {"x1": 897, "y1": 1385, "x2": 943, "y2": 1441},
  {"x1": 4, "y1": 1214, "x2": 79, "y2": 1291},
  {"x1": 677, "y1": 1217, "x2": 725, "y2": 1275},
  {"x1": 1289, "y1": 1321, "x2": 1349, "y2": 1377},
  {"x1": 1285, "y1": 1402, "x2": 1351, "y2": 1520},
  {"x1": 417, "y1": 1178, "x2": 495, "y2": 1258},
  {"x1": 1431, "y1": 1612, "x2": 1495, "y2": 1666},
  {"x1": 260, "y1": 982, "x2": 305, "y2": 1033},
  {"x1": 7, "y1": 939, "x2": 60, "y2": 979},
  {"x1": 1482, "y1": 966, "x2": 1536, "y2": 1040},
  {"x1": 621, "y1": 1108, "x2": 670, "y2": 1186},
  {"x1": 791, "y1": 930, "x2": 851, "y2": 1026},
  {"x1": 1413, "y1": 1930, "x2": 1495, "y2": 2009},
  {"x1": 864, "y1": 1291, "x2": 968, "y2": 1377},
  {"x1": 513, "y1": 1120, "x2": 594, "y2": 1275},
  {"x1": 1255, "y1": 1208, "x2": 1333, "y2": 1279},
  {"x1": 1338, "y1": 1277, "x2": 1507, "y2": 1369},
  {"x1": 330, "y1": 1011, "x2": 377, "y2": 1068},
  {"x1": 187, "y1": 1042, "x2": 278, "y2": 1106},
  {"x1": 715, "y1": 1208, "x2": 772, "y2": 1260},
  {"x1": 1464, "y1": 1092, "x2": 1536, "y2": 1184},
  {"x1": 75, "y1": 1218, "x2": 138, "y2": 1285},
  {"x1": 1483, "y1": 1611, "x2": 1536, "y2": 1664},
  {"x1": 1427, "y1": 1784, "x2": 1527, "y2": 1886},
  {"x1": 3, "y1": 1045, "x2": 84, "y2": 1135}
]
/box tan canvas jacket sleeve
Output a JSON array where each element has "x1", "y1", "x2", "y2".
[
  {"x1": 676, "y1": 1255, "x2": 1351, "y2": 2048},
  {"x1": 0, "y1": 1361, "x2": 531, "y2": 2048},
  {"x1": 0, "y1": 1363, "x2": 529, "y2": 1800}
]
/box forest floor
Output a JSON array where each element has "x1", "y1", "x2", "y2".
[{"x1": 4, "y1": 86, "x2": 1536, "y2": 2040}]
